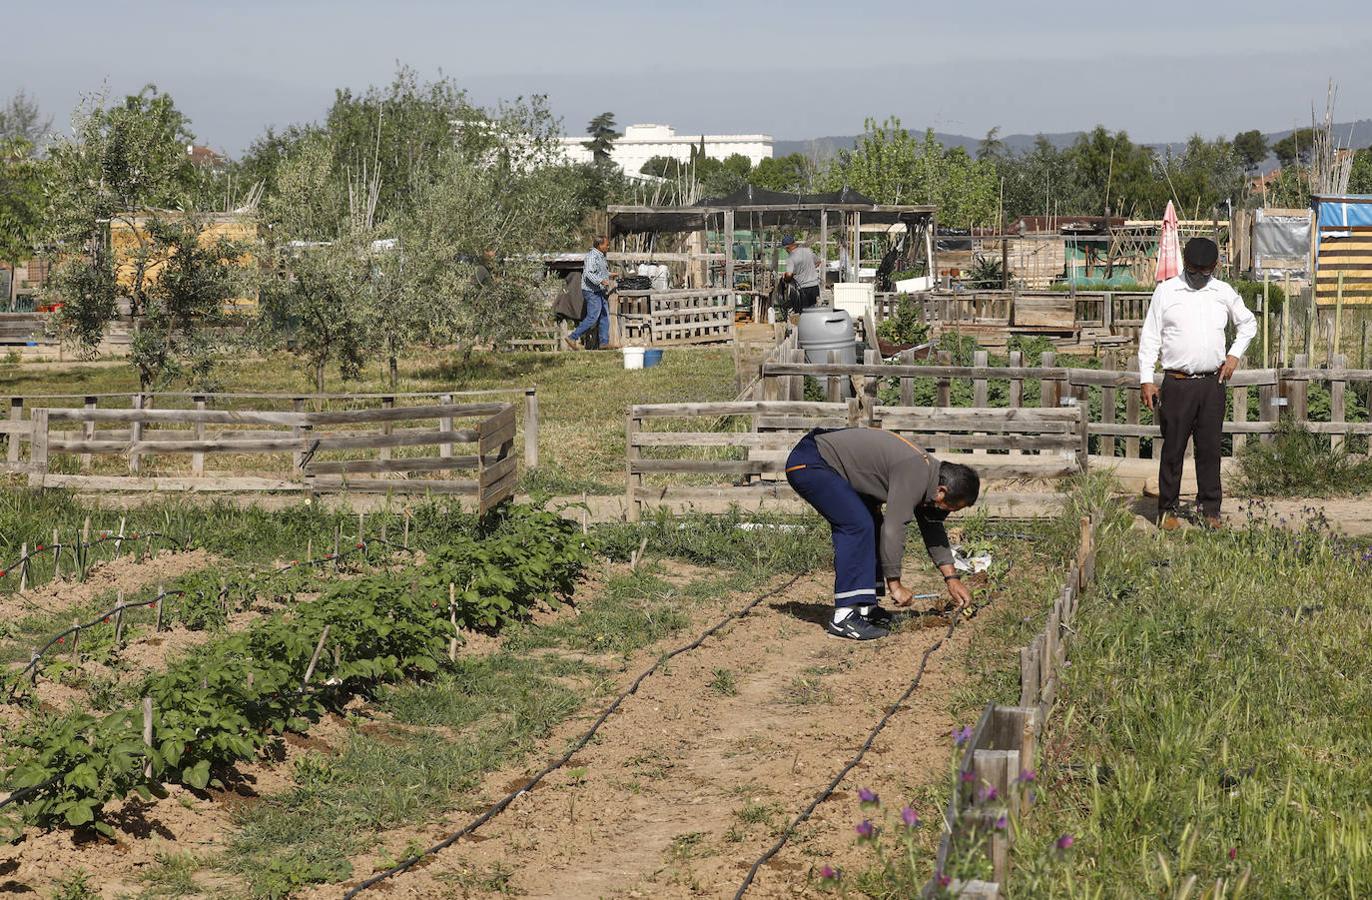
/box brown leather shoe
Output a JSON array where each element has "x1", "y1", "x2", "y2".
[
  {"x1": 1159, "y1": 513, "x2": 1183, "y2": 532},
  {"x1": 1202, "y1": 515, "x2": 1223, "y2": 530}
]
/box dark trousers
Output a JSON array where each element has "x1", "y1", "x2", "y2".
[
  {"x1": 1157, "y1": 375, "x2": 1225, "y2": 517},
  {"x1": 785, "y1": 431, "x2": 885, "y2": 607},
  {"x1": 795, "y1": 285, "x2": 820, "y2": 313}
]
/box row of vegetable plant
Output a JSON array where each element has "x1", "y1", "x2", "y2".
[{"x1": 0, "y1": 503, "x2": 589, "y2": 838}]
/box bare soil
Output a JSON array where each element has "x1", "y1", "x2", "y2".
[
  {"x1": 313, "y1": 570, "x2": 972, "y2": 900},
  {"x1": 0, "y1": 548, "x2": 218, "y2": 631},
  {"x1": 2, "y1": 563, "x2": 986, "y2": 899}
]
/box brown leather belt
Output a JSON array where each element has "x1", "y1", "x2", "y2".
[{"x1": 1164, "y1": 370, "x2": 1217, "y2": 380}]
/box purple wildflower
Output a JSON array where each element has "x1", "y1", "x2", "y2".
[
  {"x1": 855, "y1": 819, "x2": 875, "y2": 839},
  {"x1": 978, "y1": 786, "x2": 999, "y2": 803},
  {"x1": 1228, "y1": 847, "x2": 1237, "y2": 861},
  {"x1": 994, "y1": 815, "x2": 1008, "y2": 830},
  {"x1": 858, "y1": 787, "x2": 879, "y2": 805},
  {"x1": 960, "y1": 771, "x2": 975, "y2": 784},
  {"x1": 900, "y1": 806, "x2": 920, "y2": 828},
  {"x1": 1018, "y1": 769, "x2": 1037, "y2": 783},
  {"x1": 936, "y1": 872, "x2": 951, "y2": 888},
  {"x1": 953, "y1": 725, "x2": 974, "y2": 746},
  {"x1": 819, "y1": 864, "x2": 838, "y2": 880},
  {"x1": 1056, "y1": 834, "x2": 1075, "y2": 850}
]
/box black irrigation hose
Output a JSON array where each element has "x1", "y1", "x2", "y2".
[
  {"x1": 732, "y1": 611, "x2": 968, "y2": 899},
  {"x1": 0, "y1": 531, "x2": 190, "y2": 582},
  {"x1": 0, "y1": 538, "x2": 415, "y2": 809},
  {"x1": 342, "y1": 571, "x2": 809, "y2": 899},
  {"x1": 4, "y1": 538, "x2": 406, "y2": 694}
]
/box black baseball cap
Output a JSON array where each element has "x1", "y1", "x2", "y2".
[{"x1": 1183, "y1": 237, "x2": 1219, "y2": 270}]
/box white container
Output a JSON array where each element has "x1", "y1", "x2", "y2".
[
  {"x1": 622, "y1": 347, "x2": 646, "y2": 369},
  {"x1": 832, "y1": 282, "x2": 875, "y2": 320}
]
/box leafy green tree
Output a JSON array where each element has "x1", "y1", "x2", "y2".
[
  {"x1": 1233, "y1": 129, "x2": 1270, "y2": 173},
  {"x1": 0, "y1": 137, "x2": 45, "y2": 307},
  {"x1": 1161, "y1": 135, "x2": 1245, "y2": 218},
  {"x1": 997, "y1": 135, "x2": 1091, "y2": 219},
  {"x1": 1347, "y1": 149, "x2": 1372, "y2": 194},
  {"x1": 258, "y1": 240, "x2": 369, "y2": 392},
  {"x1": 825, "y1": 118, "x2": 997, "y2": 227},
  {"x1": 325, "y1": 66, "x2": 475, "y2": 225},
  {"x1": 0, "y1": 89, "x2": 51, "y2": 145},
  {"x1": 1273, "y1": 128, "x2": 1317, "y2": 168},
  {"x1": 43, "y1": 86, "x2": 231, "y2": 385},
  {"x1": 977, "y1": 126, "x2": 1008, "y2": 162},
  {"x1": 750, "y1": 153, "x2": 814, "y2": 193},
  {"x1": 128, "y1": 215, "x2": 247, "y2": 391},
  {"x1": 585, "y1": 112, "x2": 619, "y2": 166},
  {"x1": 1063, "y1": 126, "x2": 1163, "y2": 216}
]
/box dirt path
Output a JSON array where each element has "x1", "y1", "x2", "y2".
[{"x1": 323, "y1": 571, "x2": 974, "y2": 900}]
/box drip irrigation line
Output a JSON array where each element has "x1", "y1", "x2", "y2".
[
  {"x1": 3, "y1": 537, "x2": 405, "y2": 697},
  {"x1": 733, "y1": 606, "x2": 976, "y2": 899},
  {"x1": 0, "y1": 531, "x2": 190, "y2": 584},
  {"x1": 342, "y1": 571, "x2": 809, "y2": 899}
]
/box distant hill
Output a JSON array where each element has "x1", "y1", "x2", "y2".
[{"x1": 774, "y1": 120, "x2": 1372, "y2": 170}]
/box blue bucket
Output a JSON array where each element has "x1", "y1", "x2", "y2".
[{"x1": 643, "y1": 348, "x2": 664, "y2": 368}]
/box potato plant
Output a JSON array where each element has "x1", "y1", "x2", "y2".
[{"x1": 0, "y1": 504, "x2": 588, "y2": 837}]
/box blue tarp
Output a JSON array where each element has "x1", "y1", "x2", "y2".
[{"x1": 1315, "y1": 196, "x2": 1372, "y2": 230}]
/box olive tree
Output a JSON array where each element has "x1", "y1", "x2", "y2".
[{"x1": 43, "y1": 87, "x2": 243, "y2": 387}]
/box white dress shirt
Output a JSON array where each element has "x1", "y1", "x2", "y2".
[{"x1": 1137, "y1": 275, "x2": 1258, "y2": 384}]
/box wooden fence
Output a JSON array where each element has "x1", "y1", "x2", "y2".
[
  {"x1": 6, "y1": 389, "x2": 538, "y2": 510},
  {"x1": 624, "y1": 400, "x2": 1086, "y2": 520},
  {"x1": 615, "y1": 289, "x2": 735, "y2": 346},
  {"x1": 927, "y1": 517, "x2": 1097, "y2": 898},
  {"x1": 759, "y1": 353, "x2": 1372, "y2": 461}
]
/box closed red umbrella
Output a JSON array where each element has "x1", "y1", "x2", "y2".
[{"x1": 1155, "y1": 200, "x2": 1181, "y2": 282}]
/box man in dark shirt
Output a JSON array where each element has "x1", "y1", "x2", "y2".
[{"x1": 785, "y1": 427, "x2": 981, "y2": 640}]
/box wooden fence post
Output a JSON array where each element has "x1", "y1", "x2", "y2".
[
  {"x1": 937, "y1": 351, "x2": 952, "y2": 408},
  {"x1": 438, "y1": 393, "x2": 453, "y2": 460},
  {"x1": 1099, "y1": 351, "x2": 1117, "y2": 459},
  {"x1": 26, "y1": 408, "x2": 48, "y2": 489},
  {"x1": 1331, "y1": 354, "x2": 1347, "y2": 452},
  {"x1": 129, "y1": 394, "x2": 144, "y2": 474},
  {"x1": 524, "y1": 388, "x2": 540, "y2": 469},
  {"x1": 900, "y1": 348, "x2": 916, "y2": 406},
  {"x1": 626, "y1": 412, "x2": 642, "y2": 522},
  {"x1": 81, "y1": 396, "x2": 96, "y2": 471},
  {"x1": 6, "y1": 397, "x2": 21, "y2": 466},
  {"x1": 142, "y1": 697, "x2": 155, "y2": 778},
  {"x1": 191, "y1": 395, "x2": 206, "y2": 476},
  {"x1": 379, "y1": 396, "x2": 394, "y2": 463},
  {"x1": 1038, "y1": 351, "x2": 1057, "y2": 409}
]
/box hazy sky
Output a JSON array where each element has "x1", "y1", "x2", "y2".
[{"x1": 5, "y1": 0, "x2": 1372, "y2": 156}]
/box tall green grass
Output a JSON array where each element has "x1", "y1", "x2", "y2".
[{"x1": 1013, "y1": 507, "x2": 1372, "y2": 896}]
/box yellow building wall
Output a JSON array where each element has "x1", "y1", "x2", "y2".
[{"x1": 109, "y1": 214, "x2": 259, "y2": 310}]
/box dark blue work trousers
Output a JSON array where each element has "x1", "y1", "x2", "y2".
[{"x1": 785, "y1": 431, "x2": 885, "y2": 607}]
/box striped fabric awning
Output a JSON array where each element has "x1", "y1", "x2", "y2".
[{"x1": 1314, "y1": 195, "x2": 1372, "y2": 306}]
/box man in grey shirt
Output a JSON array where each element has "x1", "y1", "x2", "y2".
[
  {"x1": 781, "y1": 235, "x2": 820, "y2": 313},
  {"x1": 785, "y1": 427, "x2": 980, "y2": 640}
]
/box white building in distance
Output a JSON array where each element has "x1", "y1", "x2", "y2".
[{"x1": 559, "y1": 124, "x2": 773, "y2": 175}]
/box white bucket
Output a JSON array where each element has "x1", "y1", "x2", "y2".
[{"x1": 622, "y1": 347, "x2": 646, "y2": 370}]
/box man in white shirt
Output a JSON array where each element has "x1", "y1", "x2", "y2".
[{"x1": 1138, "y1": 237, "x2": 1257, "y2": 530}]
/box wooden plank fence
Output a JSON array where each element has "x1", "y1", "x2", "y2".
[
  {"x1": 11, "y1": 391, "x2": 534, "y2": 512},
  {"x1": 927, "y1": 516, "x2": 1097, "y2": 897},
  {"x1": 2, "y1": 388, "x2": 540, "y2": 479},
  {"x1": 759, "y1": 355, "x2": 1372, "y2": 461},
  {"x1": 623, "y1": 400, "x2": 1088, "y2": 520},
  {"x1": 615, "y1": 289, "x2": 735, "y2": 346}
]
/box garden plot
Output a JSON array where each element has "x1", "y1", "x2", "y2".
[{"x1": 0, "y1": 499, "x2": 1077, "y2": 899}]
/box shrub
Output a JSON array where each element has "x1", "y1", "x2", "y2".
[
  {"x1": 1235, "y1": 419, "x2": 1372, "y2": 496},
  {"x1": 876, "y1": 293, "x2": 931, "y2": 347}
]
